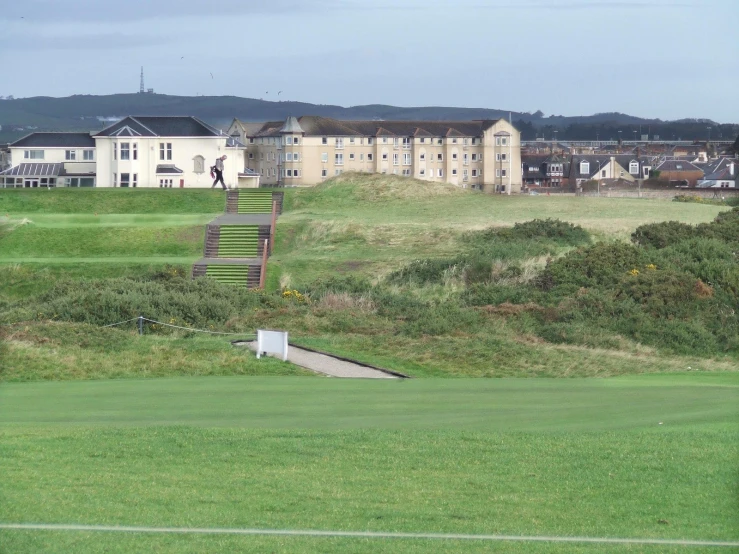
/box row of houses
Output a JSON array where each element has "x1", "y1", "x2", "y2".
[
  {"x1": 522, "y1": 153, "x2": 737, "y2": 189},
  {"x1": 2, "y1": 113, "x2": 734, "y2": 191},
  {"x1": 0, "y1": 115, "x2": 524, "y2": 192}
]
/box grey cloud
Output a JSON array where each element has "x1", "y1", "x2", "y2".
[
  {"x1": 0, "y1": 34, "x2": 173, "y2": 51},
  {"x1": 1, "y1": 0, "x2": 338, "y2": 23}
]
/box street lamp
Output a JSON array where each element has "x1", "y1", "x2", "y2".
[{"x1": 597, "y1": 160, "x2": 601, "y2": 196}]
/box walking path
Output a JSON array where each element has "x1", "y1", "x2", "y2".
[{"x1": 240, "y1": 341, "x2": 399, "y2": 379}]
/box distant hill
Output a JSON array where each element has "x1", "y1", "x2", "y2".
[{"x1": 0, "y1": 93, "x2": 736, "y2": 143}]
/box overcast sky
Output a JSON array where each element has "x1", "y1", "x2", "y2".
[{"x1": 1, "y1": 0, "x2": 736, "y2": 122}]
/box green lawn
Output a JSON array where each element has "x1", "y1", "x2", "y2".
[
  {"x1": 1, "y1": 375, "x2": 737, "y2": 553},
  {"x1": 0, "y1": 188, "x2": 225, "y2": 214}
]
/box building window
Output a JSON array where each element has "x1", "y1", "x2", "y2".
[
  {"x1": 495, "y1": 137, "x2": 509, "y2": 146},
  {"x1": 160, "y1": 143, "x2": 172, "y2": 161},
  {"x1": 463, "y1": 153, "x2": 468, "y2": 164},
  {"x1": 420, "y1": 169, "x2": 426, "y2": 176},
  {"x1": 120, "y1": 173, "x2": 130, "y2": 187},
  {"x1": 335, "y1": 153, "x2": 344, "y2": 165},
  {"x1": 463, "y1": 138, "x2": 469, "y2": 145},
  {"x1": 335, "y1": 169, "x2": 342, "y2": 176},
  {"x1": 629, "y1": 161, "x2": 639, "y2": 175},
  {"x1": 437, "y1": 139, "x2": 443, "y2": 145},
  {"x1": 580, "y1": 161, "x2": 590, "y2": 175},
  {"x1": 65, "y1": 150, "x2": 76, "y2": 161},
  {"x1": 132, "y1": 174, "x2": 138, "y2": 188},
  {"x1": 403, "y1": 153, "x2": 411, "y2": 165},
  {"x1": 601, "y1": 170, "x2": 606, "y2": 178},
  {"x1": 472, "y1": 169, "x2": 478, "y2": 177},
  {"x1": 293, "y1": 137, "x2": 299, "y2": 145},
  {"x1": 402, "y1": 137, "x2": 411, "y2": 149},
  {"x1": 249, "y1": 138, "x2": 255, "y2": 144},
  {"x1": 402, "y1": 169, "x2": 411, "y2": 176},
  {"x1": 471, "y1": 154, "x2": 477, "y2": 161},
  {"x1": 159, "y1": 178, "x2": 173, "y2": 187},
  {"x1": 360, "y1": 153, "x2": 364, "y2": 161},
  {"x1": 120, "y1": 143, "x2": 130, "y2": 160},
  {"x1": 438, "y1": 168, "x2": 443, "y2": 177},
  {"x1": 286, "y1": 152, "x2": 292, "y2": 162},
  {"x1": 367, "y1": 138, "x2": 374, "y2": 145},
  {"x1": 393, "y1": 153, "x2": 399, "y2": 165},
  {"x1": 335, "y1": 138, "x2": 344, "y2": 149},
  {"x1": 322, "y1": 137, "x2": 328, "y2": 145},
  {"x1": 23, "y1": 149, "x2": 43, "y2": 160},
  {"x1": 322, "y1": 169, "x2": 328, "y2": 178},
  {"x1": 496, "y1": 153, "x2": 507, "y2": 161},
  {"x1": 113, "y1": 143, "x2": 117, "y2": 160},
  {"x1": 437, "y1": 153, "x2": 443, "y2": 161},
  {"x1": 420, "y1": 138, "x2": 426, "y2": 143},
  {"x1": 349, "y1": 137, "x2": 355, "y2": 144},
  {"x1": 382, "y1": 137, "x2": 388, "y2": 144},
  {"x1": 452, "y1": 138, "x2": 458, "y2": 144},
  {"x1": 452, "y1": 153, "x2": 458, "y2": 160},
  {"x1": 248, "y1": 153, "x2": 254, "y2": 159},
  {"x1": 83, "y1": 150, "x2": 94, "y2": 161},
  {"x1": 382, "y1": 152, "x2": 388, "y2": 161},
  {"x1": 321, "y1": 152, "x2": 328, "y2": 163},
  {"x1": 367, "y1": 153, "x2": 373, "y2": 161},
  {"x1": 113, "y1": 172, "x2": 117, "y2": 186},
  {"x1": 452, "y1": 169, "x2": 458, "y2": 176},
  {"x1": 420, "y1": 153, "x2": 426, "y2": 161},
  {"x1": 349, "y1": 153, "x2": 355, "y2": 161}
]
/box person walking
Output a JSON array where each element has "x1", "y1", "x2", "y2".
[{"x1": 211, "y1": 155, "x2": 227, "y2": 190}]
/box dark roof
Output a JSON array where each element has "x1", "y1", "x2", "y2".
[
  {"x1": 656, "y1": 160, "x2": 703, "y2": 172},
  {"x1": 701, "y1": 158, "x2": 737, "y2": 181},
  {"x1": 0, "y1": 163, "x2": 63, "y2": 176},
  {"x1": 248, "y1": 116, "x2": 508, "y2": 138},
  {"x1": 11, "y1": 132, "x2": 95, "y2": 148},
  {"x1": 95, "y1": 116, "x2": 223, "y2": 138},
  {"x1": 155, "y1": 164, "x2": 184, "y2": 174}
]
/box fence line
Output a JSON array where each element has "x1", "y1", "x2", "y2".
[{"x1": 97, "y1": 316, "x2": 255, "y2": 337}]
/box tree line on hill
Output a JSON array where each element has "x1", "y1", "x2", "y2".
[{"x1": 0, "y1": 94, "x2": 737, "y2": 145}]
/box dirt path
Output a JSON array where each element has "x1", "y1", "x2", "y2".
[{"x1": 243, "y1": 342, "x2": 398, "y2": 379}]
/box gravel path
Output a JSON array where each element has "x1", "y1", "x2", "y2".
[{"x1": 245, "y1": 342, "x2": 397, "y2": 379}]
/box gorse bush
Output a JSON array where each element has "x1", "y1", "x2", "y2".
[
  {"x1": 21, "y1": 274, "x2": 283, "y2": 329},
  {"x1": 540, "y1": 242, "x2": 648, "y2": 290},
  {"x1": 631, "y1": 221, "x2": 697, "y2": 248},
  {"x1": 472, "y1": 218, "x2": 591, "y2": 245}
]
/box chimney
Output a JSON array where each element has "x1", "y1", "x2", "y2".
[{"x1": 730, "y1": 162, "x2": 735, "y2": 177}]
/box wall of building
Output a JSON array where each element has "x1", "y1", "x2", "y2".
[
  {"x1": 94, "y1": 137, "x2": 243, "y2": 188},
  {"x1": 10, "y1": 146, "x2": 95, "y2": 166}
]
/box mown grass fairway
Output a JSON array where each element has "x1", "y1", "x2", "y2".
[{"x1": 1, "y1": 375, "x2": 737, "y2": 553}]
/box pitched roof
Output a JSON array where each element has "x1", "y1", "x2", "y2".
[
  {"x1": 655, "y1": 160, "x2": 703, "y2": 172},
  {"x1": 0, "y1": 163, "x2": 63, "y2": 176},
  {"x1": 95, "y1": 116, "x2": 223, "y2": 138},
  {"x1": 11, "y1": 132, "x2": 95, "y2": 148},
  {"x1": 701, "y1": 158, "x2": 737, "y2": 181},
  {"x1": 246, "y1": 116, "x2": 509, "y2": 138},
  {"x1": 155, "y1": 164, "x2": 184, "y2": 174}
]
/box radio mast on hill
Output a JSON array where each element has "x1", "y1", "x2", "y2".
[{"x1": 140, "y1": 67, "x2": 145, "y2": 94}]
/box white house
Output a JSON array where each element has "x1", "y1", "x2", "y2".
[
  {"x1": 697, "y1": 157, "x2": 737, "y2": 189},
  {"x1": 93, "y1": 116, "x2": 248, "y2": 188},
  {"x1": 1, "y1": 132, "x2": 96, "y2": 188},
  {"x1": 1, "y1": 116, "x2": 255, "y2": 189}
]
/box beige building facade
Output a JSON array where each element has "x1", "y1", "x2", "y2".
[{"x1": 228, "y1": 116, "x2": 522, "y2": 193}]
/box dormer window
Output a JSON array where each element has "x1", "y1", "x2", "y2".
[
  {"x1": 580, "y1": 161, "x2": 590, "y2": 175},
  {"x1": 676, "y1": 164, "x2": 683, "y2": 170},
  {"x1": 629, "y1": 161, "x2": 639, "y2": 175}
]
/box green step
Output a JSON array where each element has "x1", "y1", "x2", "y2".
[
  {"x1": 205, "y1": 265, "x2": 252, "y2": 287},
  {"x1": 217, "y1": 225, "x2": 261, "y2": 257},
  {"x1": 236, "y1": 191, "x2": 275, "y2": 214}
]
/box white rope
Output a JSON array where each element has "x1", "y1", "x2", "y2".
[
  {"x1": 142, "y1": 318, "x2": 254, "y2": 337},
  {"x1": 101, "y1": 318, "x2": 139, "y2": 328}
]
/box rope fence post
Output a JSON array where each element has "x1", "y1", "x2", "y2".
[
  {"x1": 270, "y1": 199, "x2": 277, "y2": 255},
  {"x1": 138, "y1": 315, "x2": 144, "y2": 335},
  {"x1": 259, "y1": 239, "x2": 268, "y2": 289}
]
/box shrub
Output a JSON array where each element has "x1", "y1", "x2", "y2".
[
  {"x1": 614, "y1": 269, "x2": 710, "y2": 318},
  {"x1": 540, "y1": 242, "x2": 648, "y2": 290},
  {"x1": 467, "y1": 219, "x2": 590, "y2": 247},
  {"x1": 631, "y1": 221, "x2": 697, "y2": 248}
]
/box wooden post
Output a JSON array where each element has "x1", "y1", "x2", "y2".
[
  {"x1": 259, "y1": 239, "x2": 269, "y2": 289},
  {"x1": 269, "y1": 199, "x2": 277, "y2": 255}
]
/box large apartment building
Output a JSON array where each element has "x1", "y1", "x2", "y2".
[{"x1": 229, "y1": 116, "x2": 522, "y2": 193}]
